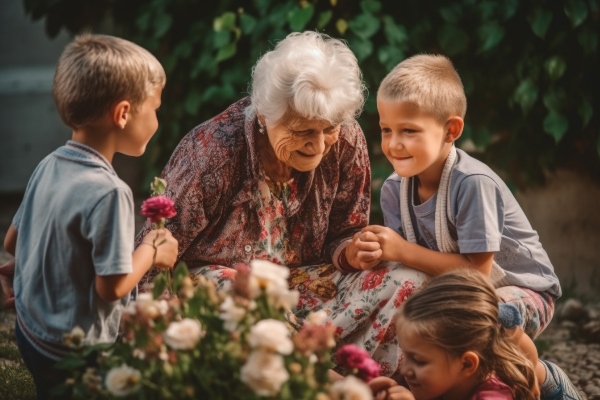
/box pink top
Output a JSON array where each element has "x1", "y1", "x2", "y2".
[{"x1": 470, "y1": 376, "x2": 514, "y2": 399}]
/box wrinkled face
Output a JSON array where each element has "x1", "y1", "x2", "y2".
[
  {"x1": 378, "y1": 99, "x2": 450, "y2": 180},
  {"x1": 263, "y1": 115, "x2": 341, "y2": 172},
  {"x1": 398, "y1": 324, "x2": 465, "y2": 400}
]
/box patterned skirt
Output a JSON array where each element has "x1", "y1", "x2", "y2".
[{"x1": 191, "y1": 262, "x2": 428, "y2": 378}]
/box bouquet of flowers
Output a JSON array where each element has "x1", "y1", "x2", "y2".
[{"x1": 52, "y1": 178, "x2": 382, "y2": 399}]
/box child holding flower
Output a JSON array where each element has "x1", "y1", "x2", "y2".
[{"x1": 2, "y1": 33, "x2": 178, "y2": 398}]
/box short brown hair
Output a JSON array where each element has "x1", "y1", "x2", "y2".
[
  {"x1": 378, "y1": 54, "x2": 466, "y2": 123},
  {"x1": 53, "y1": 33, "x2": 166, "y2": 128}
]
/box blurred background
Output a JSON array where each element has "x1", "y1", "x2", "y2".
[{"x1": 0, "y1": 0, "x2": 598, "y2": 295}]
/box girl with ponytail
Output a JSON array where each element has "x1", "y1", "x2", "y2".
[{"x1": 376, "y1": 269, "x2": 538, "y2": 399}]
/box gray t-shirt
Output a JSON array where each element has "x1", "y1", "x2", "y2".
[
  {"x1": 381, "y1": 148, "x2": 561, "y2": 298},
  {"x1": 13, "y1": 141, "x2": 134, "y2": 356}
]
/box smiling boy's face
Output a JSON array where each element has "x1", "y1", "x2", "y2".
[{"x1": 377, "y1": 98, "x2": 461, "y2": 183}]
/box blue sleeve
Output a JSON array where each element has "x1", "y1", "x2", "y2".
[
  {"x1": 454, "y1": 175, "x2": 504, "y2": 253},
  {"x1": 380, "y1": 174, "x2": 404, "y2": 237},
  {"x1": 86, "y1": 188, "x2": 135, "y2": 276}
]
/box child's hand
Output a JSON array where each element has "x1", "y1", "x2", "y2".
[
  {"x1": 360, "y1": 226, "x2": 405, "y2": 263},
  {"x1": 141, "y1": 229, "x2": 178, "y2": 269},
  {"x1": 0, "y1": 259, "x2": 15, "y2": 309},
  {"x1": 346, "y1": 232, "x2": 382, "y2": 270},
  {"x1": 369, "y1": 377, "x2": 415, "y2": 400}
]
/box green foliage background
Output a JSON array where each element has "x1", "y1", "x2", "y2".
[{"x1": 24, "y1": 0, "x2": 600, "y2": 218}]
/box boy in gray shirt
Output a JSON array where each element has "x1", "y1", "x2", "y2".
[
  {"x1": 3, "y1": 34, "x2": 178, "y2": 398},
  {"x1": 350, "y1": 55, "x2": 582, "y2": 399}
]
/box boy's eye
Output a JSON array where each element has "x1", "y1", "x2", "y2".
[
  {"x1": 403, "y1": 128, "x2": 416, "y2": 134},
  {"x1": 380, "y1": 128, "x2": 391, "y2": 134}
]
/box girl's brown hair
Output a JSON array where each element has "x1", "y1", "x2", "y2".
[{"x1": 396, "y1": 269, "x2": 537, "y2": 399}]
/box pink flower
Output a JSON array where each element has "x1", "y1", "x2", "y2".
[
  {"x1": 356, "y1": 357, "x2": 380, "y2": 382},
  {"x1": 335, "y1": 344, "x2": 381, "y2": 382},
  {"x1": 335, "y1": 344, "x2": 370, "y2": 369},
  {"x1": 141, "y1": 196, "x2": 177, "y2": 224}
]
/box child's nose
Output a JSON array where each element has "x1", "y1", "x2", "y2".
[{"x1": 389, "y1": 133, "x2": 403, "y2": 149}]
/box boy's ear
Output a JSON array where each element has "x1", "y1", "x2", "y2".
[
  {"x1": 460, "y1": 351, "x2": 480, "y2": 377},
  {"x1": 445, "y1": 116, "x2": 464, "y2": 143},
  {"x1": 112, "y1": 100, "x2": 131, "y2": 129}
]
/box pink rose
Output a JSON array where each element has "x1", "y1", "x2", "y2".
[
  {"x1": 335, "y1": 344, "x2": 381, "y2": 382},
  {"x1": 356, "y1": 357, "x2": 380, "y2": 382},
  {"x1": 335, "y1": 344, "x2": 370, "y2": 369},
  {"x1": 141, "y1": 195, "x2": 177, "y2": 223}
]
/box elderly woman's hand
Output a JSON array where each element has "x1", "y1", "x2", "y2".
[{"x1": 346, "y1": 232, "x2": 382, "y2": 270}]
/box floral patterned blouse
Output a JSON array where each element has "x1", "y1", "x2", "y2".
[{"x1": 138, "y1": 97, "x2": 371, "y2": 290}]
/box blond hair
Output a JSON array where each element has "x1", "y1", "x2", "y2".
[
  {"x1": 378, "y1": 54, "x2": 466, "y2": 123},
  {"x1": 53, "y1": 33, "x2": 166, "y2": 128},
  {"x1": 396, "y1": 269, "x2": 537, "y2": 400},
  {"x1": 249, "y1": 31, "x2": 366, "y2": 126}
]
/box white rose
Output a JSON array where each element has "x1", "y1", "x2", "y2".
[
  {"x1": 248, "y1": 319, "x2": 293, "y2": 355},
  {"x1": 219, "y1": 296, "x2": 247, "y2": 332},
  {"x1": 329, "y1": 375, "x2": 372, "y2": 400},
  {"x1": 240, "y1": 350, "x2": 290, "y2": 397},
  {"x1": 306, "y1": 310, "x2": 329, "y2": 326},
  {"x1": 105, "y1": 364, "x2": 141, "y2": 397},
  {"x1": 163, "y1": 318, "x2": 204, "y2": 350},
  {"x1": 249, "y1": 260, "x2": 289, "y2": 298},
  {"x1": 269, "y1": 287, "x2": 300, "y2": 311}
]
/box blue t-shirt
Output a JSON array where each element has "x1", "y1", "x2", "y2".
[
  {"x1": 13, "y1": 141, "x2": 134, "y2": 359},
  {"x1": 380, "y1": 148, "x2": 560, "y2": 298}
]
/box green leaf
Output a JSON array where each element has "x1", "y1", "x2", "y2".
[
  {"x1": 153, "y1": 271, "x2": 169, "y2": 298},
  {"x1": 543, "y1": 110, "x2": 569, "y2": 142},
  {"x1": 382, "y1": 16, "x2": 408, "y2": 46},
  {"x1": 542, "y1": 89, "x2": 566, "y2": 111},
  {"x1": 499, "y1": 0, "x2": 519, "y2": 20},
  {"x1": 544, "y1": 56, "x2": 566, "y2": 81},
  {"x1": 153, "y1": 13, "x2": 172, "y2": 39},
  {"x1": 348, "y1": 13, "x2": 381, "y2": 40},
  {"x1": 578, "y1": 27, "x2": 598, "y2": 56},
  {"x1": 172, "y1": 262, "x2": 190, "y2": 289},
  {"x1": 287, "y1": 4, "x2": 314, "y2": 32},
  {"x1": 377, "y1": 44, "x2": 404, "y2": 70},
  {"x1": 136, "y1": 12, "x2": 151, "y2": 32},
  {"x1": 213, "y1": 30, "x2": 230, "y2": 49},
  {"x1": 54, "y1": 355, "x2": 87, "y2": 370},
  {"x1": 439, "y1": 4, "x2": 463, "y2": 23},
  {"x1": 478, "y1": 0, "x2": 497, "y2": 19},
  {"x1": 213, "y1": 12, "x2": 236, "y2": 32},
  {"x1": 478, "y1": 21, "x2": 504, "y2": 52},
  {"x1": 437, "y1": 24, "x2": 469, "y2": 55},
  {"x1": 360, "y1": 0, "x2": 382, "y2": 14},
  {"x1": 173, "y1": 41, "x2": 192, "y2": 59},
  {"x1": 348, "y1": 36, "x2": 373, "y2": 62},
  {"x1": 513, "y1": 79, "x2": 538, "y2": 115},
  {"x1": 316, "y1": 10, "x2": 333, "y2": 29},
  {"x1": 528, "y1": 8, "x2": 552, "y2": 38},
  {"x1": 578, "y1": 99, "x2": 593, "y2": 128},
  {"x1": 215, "y1": 42, "x2": 237, "y2": 63},
  {"x1": 239, "y1": 13, "x2": 257, "y2": 34},
  {"x1": 564, "y1": 0, "x2": 588, "y2": 27}
]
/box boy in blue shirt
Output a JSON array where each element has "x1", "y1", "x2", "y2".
[
  {"x1": 351, "y1": 54, "x2": 582, "y2": 399},
  {"x1": 3, "y1": 33, "x2": 178, "y2": 398}
]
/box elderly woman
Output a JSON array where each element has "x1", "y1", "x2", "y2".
[{"x1": 137, "y1": 31, "x2": 427, "y2": 378}]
